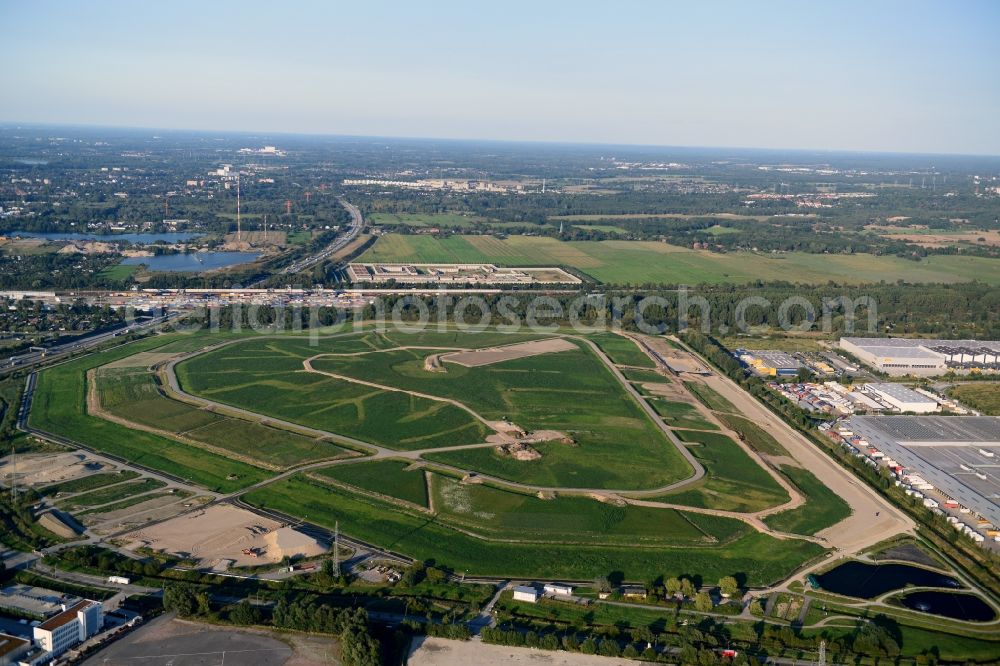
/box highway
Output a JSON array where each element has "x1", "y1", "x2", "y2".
[
  {"x1": 280, "y1": 197, "x2": 364, "y2": 275},
  {"x1": 0, "y1": 313, "x2": 173, "y2": 378}
]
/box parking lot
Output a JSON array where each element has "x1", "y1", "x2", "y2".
[{"x1": 82, "y1": 615, "x2": 298, "y2": 666}]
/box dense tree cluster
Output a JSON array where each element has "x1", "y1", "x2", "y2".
[
  {"x1": 273, "y1": 601, "x2": 381, "y2": 666},
  {"x1": 172, "y1": 281, "x2": 1000, "y2": 340}
]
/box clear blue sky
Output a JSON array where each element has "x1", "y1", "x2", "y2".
[{"x1": 2, "y1": 0, "x2": 998, "y2": 154}]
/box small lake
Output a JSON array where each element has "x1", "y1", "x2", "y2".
[
  {"x1": 812, "y1": 561, "x2": 960, "y2": 599},
  {"x1": 9, "y1": 230, "x2": 203, "y2": 243},
  {"x1": 121, "y1": 252, "x2": 261, "y2": 272},
  {"x1": 898, "y1": 591, "x2": 996, "y2": 622}
]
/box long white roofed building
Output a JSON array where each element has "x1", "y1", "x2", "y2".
[{"x1": 840, "y1": 338, "x2": 1000, "y2": 376}]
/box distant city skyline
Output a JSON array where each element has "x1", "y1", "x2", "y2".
[{"x1": 2, "y1": 0, "x2": 998, "y2": 156}]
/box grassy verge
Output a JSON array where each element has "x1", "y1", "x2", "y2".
[
  {"x1": 684, "y1": 381, "x2": 737, "y2": 413},
  {"x1": 243, "y1": 475, "x2": 825, "y2": 584},
  {"x1": 763, "y1": 466, "x2": 852, "y2": 535},
  {"x1": 40, "y1": 471, "x2": 141, "y2": 496},
  {"x1": 651, "y1": 431, "x2": 789, "y2": 512},
  {"x1": 716, "y1": 413, "x2": 789, "y2": 456},
  {"x1": 28, "y1": 335, "x2": 270, "y2": 492},
  {"x1": 57, "y1": 478, "x2": 167, "y2": 510},
  {"x1": 587, "y1": 332, "x2": 655, "y2": 367},
  {"x1": 316, "y1": 459, "x2": 429, "y2": 507}
]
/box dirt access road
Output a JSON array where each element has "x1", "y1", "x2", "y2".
[{"x1": 670, "y1": 335, "x2": 914, "y2": 560}]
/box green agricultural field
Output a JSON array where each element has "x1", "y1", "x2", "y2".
[
  {"x1": 572, "y1": 224, "x2": 628, "y2": 234},
  {"x1": 57, "y1": 478, "x2": 166, "y2": 510},
  {"x1": 306, "y1": 337, "x2": 693, "y2": 489},
  {"x1": 429, "y1": 473, "x2": 749, "y2": 546},
  {"x1": 621, "y1": 368, "x2": 668, "y2": 383},
  {"x1": 77, "y1": 492, "x2": 182, "y2": 516},
  {"x1": 648, "y1": 399, "x2": 720, "y2": 431},
  {"x1": 28, "y1": 336, "x2": 270, "y2": 492},
  {"x1": 177, "y1": 339, "x2": 490, "y2": 451},
  {"x1": 96, "y1": 366, "x2": 347, "y2": 467},
  {"x1": 653, "y1": 431, "x2": 789, "y2": 512},
  {"x1": 763, "y1": 466, "x2": 852, "y2": 535},
  {"x1": 587, "y1": 332, "x2": 654, "y2": 367},
  {"x1": 179, "y1": 330, "x2": 693, "y2": 489},
  {"x1": 947, "y1": 382, "x2": 1000, "y2": 415},
  {"x1": 97, "y1": 367, "x2": 223, "y2": 432},
  {"x1": 39, "y1": 471, "x2": 140, "y2": 497},
  {"x1": 358, "y1": 233, "x2": 1000, "y2": 285},
  {"x1": 243, "y1": 475, "x2": 826, "y2": 584},
  {"x1": 369, "y1": 212, "x2": 495, "y2": 228},
  {"x1": 316, "y1": 459, "x2": 430, "y2": 507},
  {"x1": 683, "y1": 381, "x2": 737, "y2": 413},
  {"x1": 96, "y1": 263, "x2": 139, "y2": 281},
  {"x1": 716, "y1": 413, "x2": 789, "y2": 456},
  {"x1": 184, "y1": 418, "x2": 350, "y2": 467},
  {"x1": 286, "y1": 230, "x2": 313, "y2": 245}
]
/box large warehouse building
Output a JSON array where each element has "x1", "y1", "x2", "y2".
[
  {"x1": 864, "y1": 383, "x2": 940, "y2": 413},
  {"x1": 840, "y1": 338, "x2": 1000, "y2": 376},
  {"x1": 845, "y1": 415, "x2": 1000, "y2": 527}
]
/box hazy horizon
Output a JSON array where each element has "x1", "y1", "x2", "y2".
[{"x1": 3, "y1": 0, "x2": 999, "y2": 155}]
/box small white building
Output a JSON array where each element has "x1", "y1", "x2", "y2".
[
  {"x1": 543, "y1": 583, "x2": 573, "y2": 597},
  {"x1": 512, "y1": 586, "x2": 539, "y2": 603},
  {"x1": 32, "y1": 600, "x2": 103, "y2": 659}
]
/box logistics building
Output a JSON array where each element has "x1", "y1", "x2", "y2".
[
  {"x1": 347, "y1": 263, "x2": 580, "y2": 285},
  {"x1": 864, "y1": 383, "x2": 940, "y2": 414},
  {"x1": 844, "y1": 416, "x2": 1000, "y2": 528},
  {"x1": 840, "y1": 338, "x2": 1000, "y2": 376},
  {"x1": 738, "y1": 350, "x2": 802, "y2": 377}
]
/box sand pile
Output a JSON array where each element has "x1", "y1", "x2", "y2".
[{"x1": 264, "y1": 527, "x2": 327, "y2": 560}]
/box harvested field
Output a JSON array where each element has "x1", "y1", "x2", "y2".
[
  {"x1": 102, "y1": 352, "x2": 178, "y2": 369},
  {"x1": 121, "y1": 503, "x2": 326, "y2": 566},
  {"x1": 442, "y1": 337, "x2": 577, "y2": 367},
  {"x1": 0, "y1": 452, "x2": 109, "y2": 487},
  {"x1": 875, "y1": 229, "x2": 1000, "y2": 248}
]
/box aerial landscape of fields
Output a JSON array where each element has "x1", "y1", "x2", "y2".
[
  {"x1": 3, "y1": 20, "x2": 1000, "y2": 659},
  {"x1": 358, "y1": 234, "x2": 1000, "y2": 285}
]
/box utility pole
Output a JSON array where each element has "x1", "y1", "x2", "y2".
[{"x1": 236, "y1": 172, "x2": 242, "y2": 241}]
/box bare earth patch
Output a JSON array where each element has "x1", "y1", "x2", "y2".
[
  {"x1": 878, "y1": 229, "x2": 1000, "y2": 248},
  {"x1": 641, "y1": 382, "x2": 692, "y2": 401},
  {"x1": 442, "y1": 338, "x2": 578, "y2": 367},
  {"x1": 408, "y1": 637, "x2": 634, "y2": 665},
  {"x1": 423, "y1": 353, "x2": 447, "y2": 372},
  {"x1": 495, "y1": 442, "x2": 542, "y2": 461},
  {"x1": 102, "y1": 352, "x2": 179, "y2": 369},
  {"x1": 86, "y1": 495, "x2": 209, "y2": 535},
  {"x1": 120, "y1": 503, "x2": 326, "y2": 567},
  {"x1": 0, "y1": 452, "x2": 110, "y2": 487}
]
